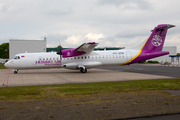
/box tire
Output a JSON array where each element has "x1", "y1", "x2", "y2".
[
  {"x1": 14, "y1": 71, "x2": 17, "y2": 74},
  {"x1": 80, "y1": 68, "x2": 87, "y2": 73}
]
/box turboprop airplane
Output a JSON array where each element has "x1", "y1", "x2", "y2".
[{"x1": 5, "y1": 24, "x2": 175, "y2": 74}]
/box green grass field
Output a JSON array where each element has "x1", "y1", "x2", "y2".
[
  {"x1": 0, "y1": 64, "x2": 7, "y2": 69},
  {"x1": 0, "y1": 78, "x2": 180, "y2": 101}
]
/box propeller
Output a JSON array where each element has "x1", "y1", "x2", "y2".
[{"x1": 57, "y1": 41, "x2": 62, "y2": 60}]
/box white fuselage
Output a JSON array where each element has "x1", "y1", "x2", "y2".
[
  {"x1": 5, "y1": 49, "x2": 139, "y2": 70},
  {"x1": 5, "y1": 24, "x2": 174, "y2": 74}
]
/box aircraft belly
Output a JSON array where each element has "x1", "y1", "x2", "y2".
[
  {"x1": 82, "y1": 61, "x2": 102, "y2": 68},
  {"x1": 62, "y1": 61, "x2": 102, "y2": 69},
  {"x1": 101, "y1": 58, "x2": 126, "y2": 66}
]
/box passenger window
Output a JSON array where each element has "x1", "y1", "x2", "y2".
[
  {"x1": 81, "y1": 56, "x2": 83, "y2": 59},
  {"x1": 85, "y1": 56, "x2": 87, "y2": 59},
  {"x1": 78, "y1": 57, "x2": 80, "y2": 59},
  {"x1": 18, "y1": 56, "x2": 20, "y2": 59},
  {"x1": 43, "y1": 58, "x2": 45, "y2": 60},
  {"x1": 46, "y1": 58, "x2": 48, "y2": 60}
]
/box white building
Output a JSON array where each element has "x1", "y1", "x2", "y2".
[
  {"x1": 169, "y1": 55, "x2": 180, "y2": 65},
  {"x1": 150, "y1": 46, "x2": 177, "y2": 62},
  {"x1": 0, "y1": 58, "x2": 8, "y2": 63},
  {"x1": 9, "y1": 38, "x2": 46, "y2": 59}
]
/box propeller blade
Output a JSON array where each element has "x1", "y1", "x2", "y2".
[
  {"x1": 59, "y1": 46, "x2": 62, "y2": 60},
  {"x1": 56, "y1": 41, "x2": 62, "y2": 61}
]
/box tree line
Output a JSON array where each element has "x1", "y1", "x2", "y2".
[{"x1": 0, "y1": 43, "x2": 9, "y2": 59}]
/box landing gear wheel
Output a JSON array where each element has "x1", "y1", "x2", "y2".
[
  {"x1": 80, "y1": 68, "x2": 87, "y2": 73},
  {"x1": 13, "y1": 69, "x2": 18, "y2": 74}
]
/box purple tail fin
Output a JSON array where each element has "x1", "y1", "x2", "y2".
[
  {"x1": 142, "y1": 24, "x2": 175, "y2": 52},
  {"x1": 123, "y1": 24, "x2": 175, "y2": 65}
]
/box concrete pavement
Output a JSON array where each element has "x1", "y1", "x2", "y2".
[{"x1": 0, "y1": 68, "x2": 174, "y2": 87}]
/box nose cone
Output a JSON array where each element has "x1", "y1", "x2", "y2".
[
  {"x1": 4, "y1": 62, "x2": 8, "y2": 68},
  {"x1": 4, "y1": 60, "x2": 11, "y2": 68}
]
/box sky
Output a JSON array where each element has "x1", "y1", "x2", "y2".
[{"x1": 0, "y1": 0, "x2": 180, "y2": 52}]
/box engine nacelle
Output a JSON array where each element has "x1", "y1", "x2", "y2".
[{"x1": 61, "y1": 48, "x2": 85, "y2": 58}]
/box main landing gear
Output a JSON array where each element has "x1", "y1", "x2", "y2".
[
  {"x1": 13, "y1": 69, "x2": 18, "y2": 74},
  {"x1": 78, "y1": 65, "x2": 87, "y2": 73},
  {"x1": 80, "y1": 68, "x2": 87, "y2": 73}
]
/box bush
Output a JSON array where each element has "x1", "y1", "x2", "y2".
[{"x1": 147, "y1": 60, "x2": 159, "y2": 63}]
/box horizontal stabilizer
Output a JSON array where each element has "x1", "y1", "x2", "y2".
[{"x1": 151, "y1": 24, "x2": 175, "y2": 32}]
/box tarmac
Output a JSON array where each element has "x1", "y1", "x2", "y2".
[
  {"x1": 0, "y1": 67, "x2": 174, "y2": 87},
  {"x1": 1, "y1": 66, "x2": 180, "y2": 120}
]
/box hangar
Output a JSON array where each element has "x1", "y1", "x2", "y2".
[{"x1": 9, "y1": 38, "x2": 46, "y2": 59}]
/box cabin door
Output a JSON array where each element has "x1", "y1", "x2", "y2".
[{"x1": 126, "y1": 51, "x2": 132, "y2": 62}]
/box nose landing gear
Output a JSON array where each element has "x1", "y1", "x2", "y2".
[{"x1": 13, "y1": 69, "x2": 18, "y2": 74}]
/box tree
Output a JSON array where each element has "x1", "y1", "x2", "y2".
[
  {"x1": 176, "y1": 53, "x2": 180, "y2": 55},
  {"x1": 0, "y1": 43, "x2": 9, "y2": 58},
  {"x1": 55, "y1": 45, "x2": 63, "y2": 48}
]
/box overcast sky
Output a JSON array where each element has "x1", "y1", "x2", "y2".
[{"x1": 0, "y1": 0, "x2": 180, "y2": 52}]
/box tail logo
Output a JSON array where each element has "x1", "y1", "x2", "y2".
[{"x1": 151, "y1": 35, "x2": 162, "y2": 47}]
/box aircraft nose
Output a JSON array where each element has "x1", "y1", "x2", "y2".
[{"x1": 4, "y1": 62, "x2": 9, "y2": 68}]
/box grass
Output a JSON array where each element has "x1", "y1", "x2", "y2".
[
  {"x1": 0, "y1": 64, "x2": 7, "y2": 69},
  {"x1": 0, "y1": 78, "x2": 180, "y2": 101}
]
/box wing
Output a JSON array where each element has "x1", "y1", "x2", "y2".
[
  {"x1": 75, "y1": 42, "x2": 98, "y2": 54},
  {"x1": 61, "y1": 42, "x2": 98, "y2": 58}
]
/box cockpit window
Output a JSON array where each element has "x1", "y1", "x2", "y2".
[
  {"x1": 13, "y1": 56, "x2": 20, "y2": 59},
  {"x1": 13, "y1": 56, "x2": 18, "y2": 59}
]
